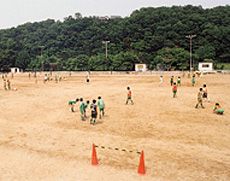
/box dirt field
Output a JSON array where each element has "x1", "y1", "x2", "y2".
[{"x1": 0, "y1": 72, "x2": 229, "y2": 181}]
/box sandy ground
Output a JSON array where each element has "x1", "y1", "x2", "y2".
[{"x1": 0, "y1": 72, "x2": 229, "y2": 181}]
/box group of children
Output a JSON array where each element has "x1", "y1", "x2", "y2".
[
  {"x1": 68, "y1": 96, "x2": 105, "y2": 125},
  {"x1": 195, "y1": 84, "x2": 224, "y2": 115},
  {"x1": 3, "y1": 79, "x2": 11, "y2": 90},
  {"x1": 68, "y1": 86, "x2": 135, "y2": 125},
  {"x1": 169, "y1": 76, "x2": 182, "y2": 98},
  {"x1": 168, "y1": 73, "x2": 224, "y2": 115},
  {"x1": 43, "y1": 73, "x2": 64, "y2": 83},
  {"x1": 170, "y1": 76, "x2": 182, "y2": 87},
  {"x1": 1, "y1": 74, "x2": 11, "y2": 90}
]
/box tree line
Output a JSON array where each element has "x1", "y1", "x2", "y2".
[{"x1": 0, "y1": 5, "x2": 229, "y2": 71}]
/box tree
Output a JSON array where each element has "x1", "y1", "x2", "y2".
[{"x1": 150, "y1": 47, "x2": 190, "y2": 70}]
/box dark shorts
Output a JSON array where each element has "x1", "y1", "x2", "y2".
[
  {"x1": 99, "y1": 108, "x2": 104, "y2": 112},
  {"x1": 91, "y1": 112, "x2": 97, "y2": 118},
  {"x1": 203, "y1": 93, "x2": 207, "y2": 98}
]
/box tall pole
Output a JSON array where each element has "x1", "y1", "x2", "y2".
[
  {"x1": 186, "y1": 35, "x2": 196, "y2": 72},
  {"x1": 102, "y1": 41, "x2": 110, "y2": 70}
]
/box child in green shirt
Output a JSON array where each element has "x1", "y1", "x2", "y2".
[
  {"x1": 213, "y1": 103, "x2": 224, "y2": 115},
  {"x1": 177, "y1": 76, "x2": 181, "y2": 86},
  {"x1": 68, "y1": 98, "x2": 79, "y2": 112},
  {"x1": 192, "y1": 75, "x2": 195, "y2": 87},
  {"x1": 79, "y1": 98, "x2": 89, "y2": 121},
  {"x1": 97, "y1": 96, "x2": 105, "y2": 119}
]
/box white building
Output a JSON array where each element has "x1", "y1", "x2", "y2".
[
  {"x1": 198, "y1": 62, "x2": 213, "y2": 72},
  {"x1": 135, "y1": 64, "x2": 147, "y2": 72},
  {"x1": 10, "y1": 67, "x2": 22, "y2": 73}
]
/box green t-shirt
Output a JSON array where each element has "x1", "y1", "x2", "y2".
[
  {"x1": 80, "y1": 102, "x2": 89, "y2": 113},
  {"x1": 192, "y1": 77, "x2": 195, "y2": 83},
  {"x1": 68, "y1": 100, "x2": 76, "y2": 105},
  {"x1": 97, "y1": 99, "x2": 105, "y2": 109},
  {"x1": 80, "y1": 102, "x2": 85, "y2": 113}
]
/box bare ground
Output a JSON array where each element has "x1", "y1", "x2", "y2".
[{"x1": 0, "y1": 72, "x2": 229, "y2": 180}]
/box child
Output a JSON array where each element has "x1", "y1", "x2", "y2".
[
  {"x1": 79, "y1": 98, "x2": 89, "y2": 121},
  {"x1": 192, "y1": 75, "x2": 195, "y2": 87},
  {"x1": 3, "y1": 79, "x2": 7, "y2": 90},
  {"x1": 44, "y1": 74, "x2": 48, "y2": 83},
  {"x1": 86, "y1": 76, "x2": 90, "y2": 83},
  {"x1": 86, "y1": 72, "x2": 90, "y2": 83},
  {"x1": 68, "y1": 98, "x2": 79, "y2": 112},
  {"x1": 126, "y1": 87, "x2": 134, "y2": 105},
  {"x1": 97, "y1": 96, "x2": 105, "y2": 119},
  {"x1": 195, "y1": 88, "x2": 205, "y2": 109},
  {"x1": 170, "y1": 76, "x2": 174, "y2": 86},
  {"x1": 177, "y1": 76, "x2": 181, "y2": 86},
  {"x1": 202, "y1": 84, "x2": 209, "y2": 101},
  {"x1": 213, "y1": 103, "x2": 224, "y2": 115},
  {"x1": 159, "y1": 75, "x2": 163, "y2": 86},
  {"x1": 172, "y1": 82, "x2": 177, "y2": 98},
  {"x1": 7, "y1": 79, "x2": 11, "y2": 90},
  {"x1": 90, "y1": 99, "x2": 98, "y2": 125}
]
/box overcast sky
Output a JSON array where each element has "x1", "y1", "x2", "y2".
[{"x1": 0, "y1": 0, "x2": 229, "y2": 29}]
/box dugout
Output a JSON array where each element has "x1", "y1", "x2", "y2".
[
  {"x1": 135, "y1": 64, "x2": 147, "y2": 72},
  {"x1": 198, "y1": 62, "x2": 213, "y2": 72}
]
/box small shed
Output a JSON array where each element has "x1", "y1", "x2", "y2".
[
  {"x1": 135, "y1": 64, "x2": 147, "y2": 72},
  {"x1": 198, "y1": 62, "x2": 213, "y2": 72},
  {"x1": 10, "y1": 67, "x2": 22, "y2": 73}
]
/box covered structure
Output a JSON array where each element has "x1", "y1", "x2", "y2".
[
  {"x1": 135, "y1": 64, "x2": 147, "y2": 72},
  {"x1": 198, "y1": 62, "x2": 213, "y2": 72},
  {"x1": 10, "y1": 67, "x2": 22, "y2": 73}
]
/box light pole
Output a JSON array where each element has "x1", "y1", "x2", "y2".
[
  {"x1": 102, "y1": 40, "x2": 110, "y2": 59},
  {"x1": 102, "y1": 41, "x2": 110, "y2": 70},
  {"x1": 186, "y1": 35, "x2": 196, "y2": 72}
]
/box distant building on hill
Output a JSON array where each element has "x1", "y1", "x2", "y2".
[
  {"x1": 97, "y1": 16, "x2": 122, "y2": 20},
  {"x1": 98, "y1": 16, "x2": 110, "y2": 20},
  {"x1": 110, "y1": 16, "x2": 122, "y2": 19}
]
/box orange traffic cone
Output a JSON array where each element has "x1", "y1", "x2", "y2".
[
  {"x1": 91, "y1": 144, "x2": 98, "y2": 165},
  {"x1": 138, "y1": 150, "x2": 146, "y2": 175}
]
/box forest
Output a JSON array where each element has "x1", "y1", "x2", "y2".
[{"x1": 0, "y1": 5, "x2": 229, "y2": 71}]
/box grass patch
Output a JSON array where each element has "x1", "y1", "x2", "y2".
[{"x1": 215, "y1": 63, "x2": 230, "y2": 70}]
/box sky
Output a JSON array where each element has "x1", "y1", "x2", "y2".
[{"x1": 0, "y1": 0, "x2": 229, "y2": 29}]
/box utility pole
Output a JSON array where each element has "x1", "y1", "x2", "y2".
[
  {"x1": 102, "y1": 41, "x2": 110, "y2": 71},
  {"x1": 186, "y1": 35, "x2": 196, "y2": 72}
]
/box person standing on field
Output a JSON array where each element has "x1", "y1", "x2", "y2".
[
  {"x1": 177, "y1": 76, "x2": 181, "y2": 86},
  {"x1": 172, "y1": 82, "x2": 177, "y2": 98},
  {"x1": 195, "y1": 88, "x2": 205, "y2": 109},
  {"x1": 125, "y1": 87, "x2": 134, "y2": 105},
  {"x1": 97, "y1": 96, "x2": 105, "y2": 119},
  {"x1": 90, "y1": 99, "x2": 98, "y2": 125},
  {"x1": 192, "y1": 75, "x2": 196, "y2": 87},
  {"x1": 170, "y1": 76, "x2": 174, "y2": 86},
  {"x1": 159, "y1": 75, "x2": 163, "y2": 86}
]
